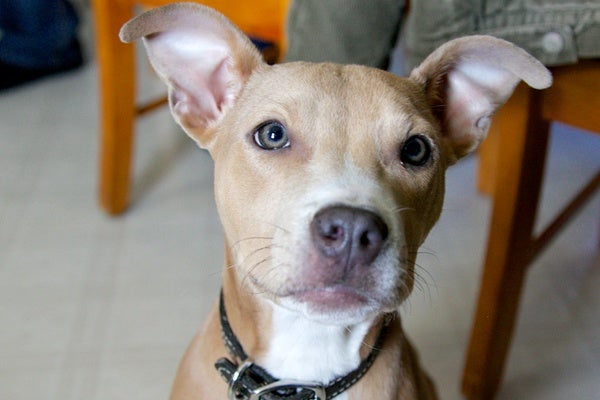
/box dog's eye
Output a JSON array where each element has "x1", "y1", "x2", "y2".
[
  {"x1": 399, "y1": 135, "x2": 431, "y2": 166},
  {"x1": 253, "y1": 121, "x2": 290, "y2": 150}
]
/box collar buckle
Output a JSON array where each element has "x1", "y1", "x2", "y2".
[
  {"x1": 227, "y1": 359, "x2": 326, "y2": 400},
  {"x1": 250, "y1": 380, "x2": 326, "y2": 400}
]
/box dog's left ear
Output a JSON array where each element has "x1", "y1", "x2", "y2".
[
  {"x1": 410, "y1": 35, "x2": 552, "y2": 162},
  {"x1": 120, "y1": 3, "x2": 264, "y2": 147}
]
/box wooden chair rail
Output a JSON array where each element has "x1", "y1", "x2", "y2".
[
  {"x1": 528, "y1": 171, "x2": 600, "y2": 263},
  {"x1": 136, "y1": 96, "x2": 168, "y2": 116}
]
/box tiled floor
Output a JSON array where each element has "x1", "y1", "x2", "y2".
[{"x1": 1, "y1": 8, "x2": 599, "y2": 400}]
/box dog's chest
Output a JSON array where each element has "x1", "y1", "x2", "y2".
[{"x1": 256, "y1": 305, "x2": 373, "y2": 400}]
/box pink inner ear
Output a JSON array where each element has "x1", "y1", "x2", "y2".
[
  {"x1": 455, "y1": 61, "x2": 517, "y2": 101},
  {"x1": 142, "y1": 22, "x2": 254, "y2": 134},
  {"x1": 168, "y1": 56, "x2": 236, "y2": 130},
  {"x1": 446, "y1": 69, "x2": 493, "y2": 141},
  {"x1": 443, "y1": 61, "x2": 519, "y2": 156},
  {"x1": 208, "y1": 56, "x2": 241, "y2": 117},
  {"x1": 168, "y1": 82, "x2": 215, "y2": 129}
]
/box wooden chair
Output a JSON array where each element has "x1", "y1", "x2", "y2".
[
  {"x1": 92, "y1": 0, "x2": 289, "y2": 215},
  {"x1": 462, "y1": 60, "x2": 600, "y2": 400}
]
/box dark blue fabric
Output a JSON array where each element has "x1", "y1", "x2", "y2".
[{"x1": 0, "y1": 0, "x2": 80, "y2": 69}]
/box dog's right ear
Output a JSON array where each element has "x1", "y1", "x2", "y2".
[
  {"x1": 120, "y1": 3, "x2": 264, "y2": 147},
  {"x1": 410, "y1": 35, "x2": 552, "y2": 162}
]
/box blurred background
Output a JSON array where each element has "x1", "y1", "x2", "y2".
[{"x1": 0, "y1": 1, "x2": 598, "y2": 399}]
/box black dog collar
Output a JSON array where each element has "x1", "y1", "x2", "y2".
[{"x1": 214, "y1": 290, "x2": 390, "y2": 400}]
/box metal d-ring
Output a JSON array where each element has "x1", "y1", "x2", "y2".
[
  {"x1": 228, "y1": 360, "x2": 255, "y2": 400},
  {"x1": 250, "y1": 379, "x2": 326, "y2": 400}
]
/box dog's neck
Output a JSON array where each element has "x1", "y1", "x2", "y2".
[
  {"x1": 259, "y1": 302, "x2": 376, "y2": 384},
  {"x1": 221, "y1": 267, "x2": 383, "y2": 386}
]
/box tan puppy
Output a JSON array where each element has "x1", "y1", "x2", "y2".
[{"x1": 120, "y1": 3, "x2": 551, "y2": 399}]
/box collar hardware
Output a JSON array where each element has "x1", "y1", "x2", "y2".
[
  {"x1": 249, "y1": 378, "x2": 326, "y2": 400},
  {"x1": 217, "y1": 355, "x2": 326, "y2": 400},
  {"x1": 215, "y1": 289, "x2": 389, "y2": 400},
  {"x1": 228, "y1": 360, "x2": 254, "y2": 400}
]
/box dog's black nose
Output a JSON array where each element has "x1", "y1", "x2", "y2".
[{"x1": 311, "y1": 205, "x2": 389, "y2": 268}]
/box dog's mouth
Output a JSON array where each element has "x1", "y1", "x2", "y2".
[
  {"x1": 242, "y1": 247, "x2": 408, "y2": 322},
  {"x1": 248, "y1": 273, "x2": 371, "y2": 307},
  {"x1": 290, "y1": 285, "x2": 372, "y2": 310},
  {"x1": 278, "y1": 282, "x2": 395, "y2": 324},
  {"x1": 247, "y1": 269, "x2": 397, "y2": 323}
]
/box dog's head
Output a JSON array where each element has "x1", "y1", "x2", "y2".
[{"x1": 121, "y1": 3, "x2": 551, "y2": 325}]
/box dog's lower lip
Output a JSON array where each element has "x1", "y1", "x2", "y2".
[{"x1": 293, "y1": 286, "x2": 370, "y2": 308}]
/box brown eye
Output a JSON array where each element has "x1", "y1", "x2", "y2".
[
  {"x1": 253, "y1": 121, "x2": 290, "y2": 150},
  {"x1": 399, "y1": 135, "x2": 431, "y2": 166}
]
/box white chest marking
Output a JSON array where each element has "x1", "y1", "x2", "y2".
[{"x1": 257, "y1": 303, "x2": 375, "y2": 400}]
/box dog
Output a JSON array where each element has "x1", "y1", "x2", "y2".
[{"x1": 120, "y1": 3, "x2": 551, "y2": 399}]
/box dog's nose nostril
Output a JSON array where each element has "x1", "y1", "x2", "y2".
[
  {"x1": 324, "y1": 225, "x2": 344, "y2": 241},
  {"x1": 315, "y1": 220, "x2": 348, "y2": 255},
  {"x1": 360, "y1": 227, "x2": 386, "y2": 249},
  {"x1": 311, "y1": 206, "x2": 389, "y2": 267}
]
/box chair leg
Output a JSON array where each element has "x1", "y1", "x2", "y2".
[
  {"x1": 462, "y1": 85, "x2": 551, "y2": 399},
  {"x1": 476, "y1": 120, "x2": 500, "y2": 197},
  {"x1": 92, "y1": 0, "x2": 136, "y2": 215}
]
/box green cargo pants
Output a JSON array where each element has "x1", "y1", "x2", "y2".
[{"x1": 284, "y1": 0, "x2": 404, "y2": 69}]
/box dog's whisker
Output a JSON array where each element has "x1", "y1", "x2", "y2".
[
  {"x1": 392, "y1": 206, "x2": 415, "y2": 215},
  {"x1": 399, "y1": 294, "x2": 414, "y2": 316},
  {"x1": 245, "y1": 245, "x2": 274, "y2": 260},
  {"x1": 243, "y1": 261, "x2": 290, "y2": 296},
  {"x1": 399, "y1": 252, "x2": 436, "y2": 302},
  {"x1": 408, "y1": 250, "x2": 439, "y2": 262},
  {"x1": 230, "y1": 244, "x2": 273, "y2": 270},
  {"x1": 244, "y1": 254, "x2": 272, "y2": 275},
  {"x1": 241, "y1": 247, "x2": 285, "y2": 290},
  {"x1": 207, "y1": 268, "x2": 224, "y2": 278},
  {"x1": 412, "y1": 259, "x2": 437, "y2": 286},
  {"x1": 257, "y1": 262, "x2": 287, "y2": 285},
  {"x1": 229, "y1": 241, "x2": 288, "y2": 262},
  {"x1": 230, "y1": 236, "x2": 274, "y2": 250},
  {"x1": 410, "y1": 262, "x2": 439, "y2": 306},
  {"x1": 233, "y1": 243, "x2": 294, "y2": 293},
  {"x1": 412, "y1": 276, "x2": 430, "y2": 300},
  {"x1": 262, "y1": 221, "x2": 291, "y2": 235}
]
